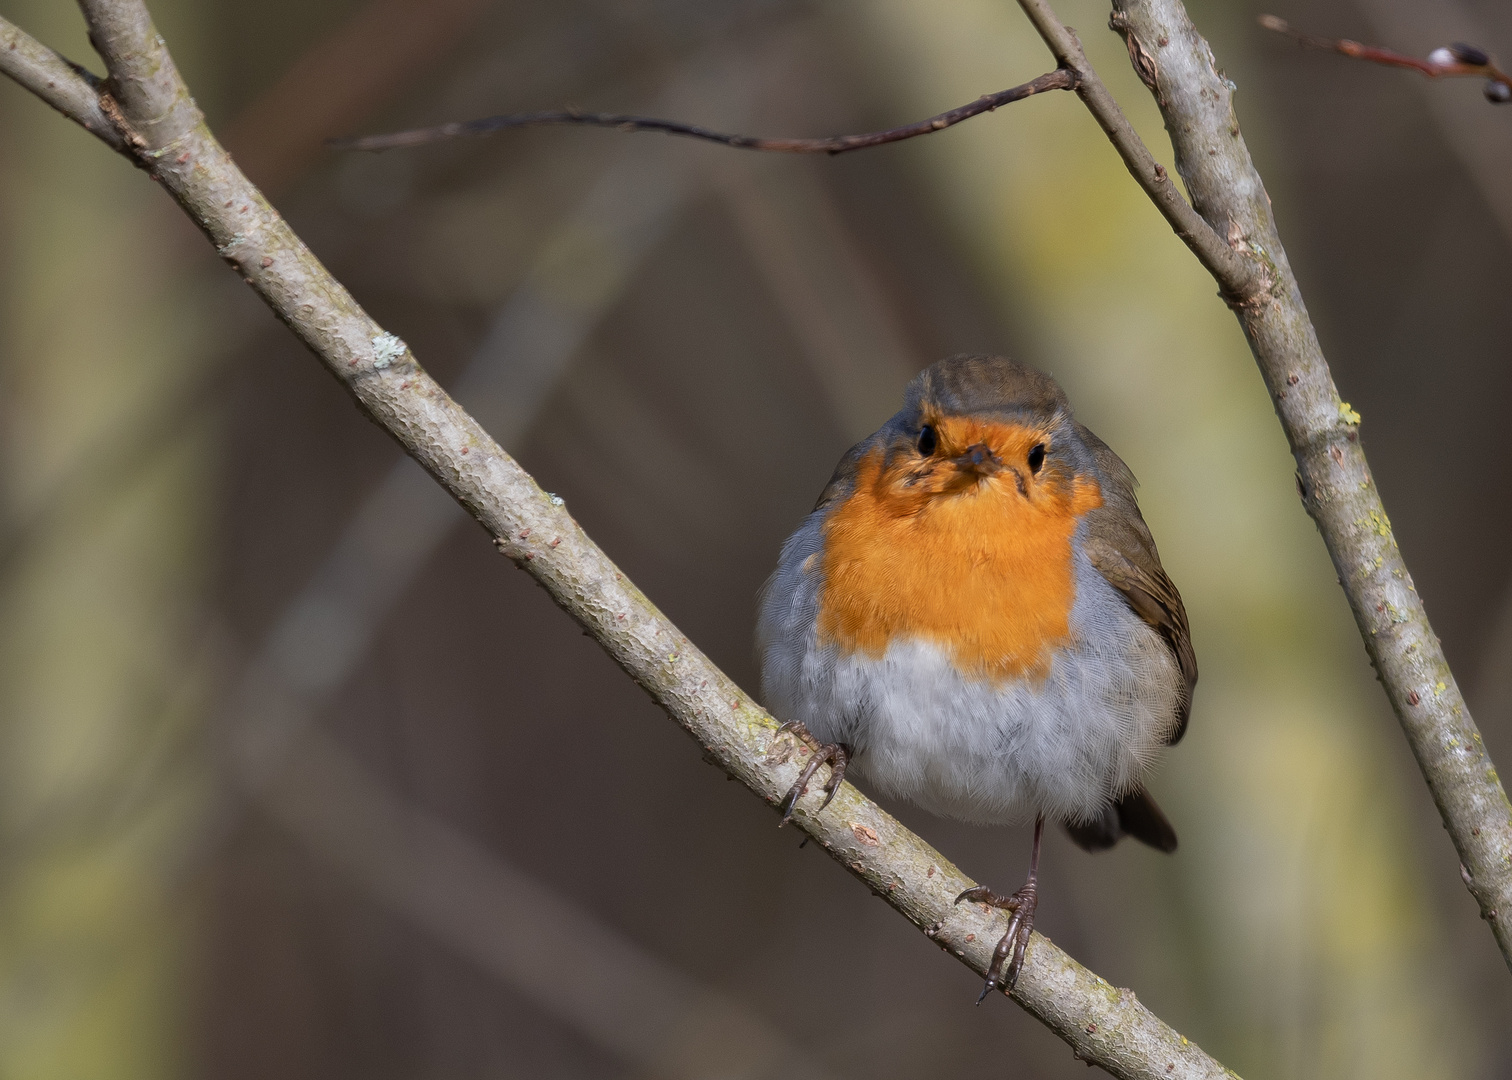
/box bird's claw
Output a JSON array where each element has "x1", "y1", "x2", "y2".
[
  {"x1": 775, "y1": 722, "x2": 849, "y2": 826},
  {"x1": 954, "y1": 881, "x2": 1038, "y2": 1000}
]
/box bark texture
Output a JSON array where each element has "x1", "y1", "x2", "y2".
[{"x1": 0, "y1": 17, "x2": 123, "y2": 149}]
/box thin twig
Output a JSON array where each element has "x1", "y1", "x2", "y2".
[
  {"x1": 329, "y1": 68, "x2": 1075, "y2": 154},
  {"x1": 222, "y1": 50, "x2": 717, "y2": 837},
  {"x1": 0, "y1": 4, "x2": 1238, "y2": 1075},
  {"x1": 224, "y1": 0, "x2": 490, "y2": 191},
  {"x1": 1080, "y1": 0, "x2": 1512, "y2": 970},
  {"x1": 1259, "y1": 14, "x2": 1512, "y2": 102},
  {"x1": 1014, "y1": 0, "x2": 1265, "y2": 305}
]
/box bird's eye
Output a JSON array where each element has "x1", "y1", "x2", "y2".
[
  {"x1": 1027, "y1": 443, "x2": 1046, "y2": 474},
  {"x1": 917, "y1": 425, "x2": 937, "y2": 456}
]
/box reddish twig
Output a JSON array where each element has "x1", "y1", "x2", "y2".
[
  {"x1": 329, "y1": 68, "x2": 1076, "y2": 154},
  {"x1": 1259, "y1": 14, "x2": 1512, "y2": 103}
]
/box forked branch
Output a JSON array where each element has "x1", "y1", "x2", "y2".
[{"x1": 1045, "y1": 0, "x2": 1512, "y2": 969}]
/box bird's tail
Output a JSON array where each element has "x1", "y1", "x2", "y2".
[{"x1": 1064, "y1": 788, "x2": 1178, "y2": 853}]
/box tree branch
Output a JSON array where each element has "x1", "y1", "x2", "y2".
[
  {"x1": 1032, "y1": 0, "x2": 1512, "y2": 969},
  {"x1": 329, "y1": 68, "x2": 1076, "y2": 155},
  {"x1": 0, "y1": 2, "x2": 1242, "y2": 1075},
  {"x1": 1013, "y1": 0, "x2": 1263, "y2": 304},
  {"x1": 1258, "y1": 15, "x2": 1512, "y2": 104},
  {"x1": 0, "y1": 18, "x2": 124, "y2": 151}
]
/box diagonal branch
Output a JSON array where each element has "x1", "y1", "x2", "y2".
[
  {"x1": 0, "y1": 3, "x2": 1240, "y2": 1076},
  {"x1": 1017, "y1": 0, "x2": 1512, "y2": 970},
  {"x1": 0, "y1": 19, "x2": 124, "y2": 151},
  {"x1": 329, "y1": 68, "x2": 1075, "y2": 154},
  {"x1": 1011, "y1": 0, "x2": 1264, "y2": 304},
  {"x1": 1258, "y1": 15, "x2": 1512, "y2": 103}
]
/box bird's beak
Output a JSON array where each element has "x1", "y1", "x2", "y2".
[{"x1": 952, "y1": 442, "x2": 1003, "y2": 477}]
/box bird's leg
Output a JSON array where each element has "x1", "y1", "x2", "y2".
[
  {"x1": 775, "y1": 721, "x2": 850, "y2": 826},
  {"x1": 954, "y1": 816, "x2": 1044, "y2": 1001}
]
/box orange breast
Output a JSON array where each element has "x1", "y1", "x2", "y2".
[{"x1": 816, "y1": 437, "x2": 1103, "y2": 682}]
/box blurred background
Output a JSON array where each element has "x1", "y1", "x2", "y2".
[{"x1": 0, "y1": 0, "x2": 1509, "y2": 1076}]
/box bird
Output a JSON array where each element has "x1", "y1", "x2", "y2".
[{"x1": 756, "y1": 353, "x2": 1194, "y2": 999}]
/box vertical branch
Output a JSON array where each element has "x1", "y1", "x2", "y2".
[
  {"x1": 1025, "y1": 0, "x2": 1512, "y2": 967},
  {"x1": 77, "y1": 0, "x2": 197, "y2": 147}
]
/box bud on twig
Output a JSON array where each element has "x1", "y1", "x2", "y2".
[
  {"x1": 1433, "y1": 43, "x2": 1490, "y2": 68},
  {"x1": 1261, "y1": 18, "x2": 1512, "y2": 106}
]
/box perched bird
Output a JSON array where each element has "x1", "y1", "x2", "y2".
[{"x1": 757, "y1": 354, "x2": 1194, "y2": 998}]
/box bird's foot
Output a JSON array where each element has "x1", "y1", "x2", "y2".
[
  {"x1": 775, "y1": 721, "x2": 849, "y2": 826},
  {"x1": 954, "y1": 879, "x2": 1039, "y2": 1001}
]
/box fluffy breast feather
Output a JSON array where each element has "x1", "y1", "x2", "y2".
[{"x1": 757, "y1": 517, "x2": 1184, "y2": 825}]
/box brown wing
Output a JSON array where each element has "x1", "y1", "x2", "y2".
[{"x1": 1075, "y1": 424, "x2": 1197, "y2": 744}]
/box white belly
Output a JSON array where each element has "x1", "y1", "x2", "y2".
[{"x1": 758, "y1": 535, "x2": 1182, "y2": 826}]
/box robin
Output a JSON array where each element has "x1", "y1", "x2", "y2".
[{"x1": 756, "y1": 354, "x2": 1194, "y2": 999}]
